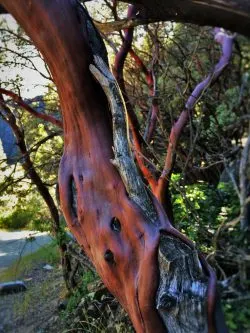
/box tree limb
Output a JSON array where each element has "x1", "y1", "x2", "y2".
[
  {"x1": 156, "y1": 28, "x2": 235, "y2": 204},
  {"x1": 113, "y1": 5, "x2": 157, "y2": 190},
  {"x1": 0, "y1": 87, "x2": 63, "y2": 128},
  {"x1": 120, "y1": 0, "x2": 250, "y2": 37},
  {"x1": 94, "y1": 17, "x2": 155, "y2": 33}
]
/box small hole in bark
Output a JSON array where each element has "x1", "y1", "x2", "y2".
[
  {"x1": 110, "y1": 217, "x2": 121, "y2": 233},
  {"x1": 79, "y1": 175, "x2": 83, "y2": 182},
  {"x1": 104, "y1": 249, "x2": 114, "y2": 263}
]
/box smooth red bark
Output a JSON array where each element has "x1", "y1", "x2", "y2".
[
  {"x1": 0, "y1": 1, "x2": 166, "y2": 331},
  {"x1": 0, "y1": 1, "x2": 220, "y2": 332},
  {"x1": 156, "y1": 29, "x2": 235, "y2": 205}
]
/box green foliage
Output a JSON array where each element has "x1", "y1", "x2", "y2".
[
  {"x1": 223, "y1": 301, "x2": 250, "y2": 332},
  {"x1": 171, "y1": 175, "x2": 240, "y2": 250},
  {"x1": 0, "y1": 209, "x2": 33, "y2": 230},
  {"x1": 215, "y1": 87, "x2": 239, "y2": 127},
  {"x1": 66, "y1": 271, "x2": 97, "y2": 313},
  {"x1": 0, "y1": 194, "x2": 52, "y2": 231}
]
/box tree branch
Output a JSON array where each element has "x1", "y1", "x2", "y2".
[
  {"x1": 0, "y1": 87, "x2": 63, "y2": 128},
  {"x1": 113, "y1": 5, "x2": 157, "y2": 190},
  {"x1": 156, "y1": 28, "x2": 235, "y2": 204},
  {"x1": 120, "y1": 0, "x2": 250, "y2": 37},
  {"x1": 94, "y1": 17, "x2": 155, "y2": 33}
]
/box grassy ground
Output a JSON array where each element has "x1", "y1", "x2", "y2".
[
  {"x1": 0, "y1": 241, "x2": 60, "y2": 283},
  {"x1": 0, "y1": 242, "x2": 66, "y2": 333}
]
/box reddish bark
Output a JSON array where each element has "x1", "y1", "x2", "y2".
[
  {"x1": 0, "y1": 1, "x2": 165, "y2": 331},
  {"x1": 1, "y1": 1, "x2": 223, "y2": 332}
]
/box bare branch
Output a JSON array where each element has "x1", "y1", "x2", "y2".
[
  {"x1": 156, "y1": 28, "x2": 235, "y2": 204},
  {"x1": 94, "y1": 17, "x2": 155, "y2": 33},
  {"x1": 0, "y1": 87, "x2": 63, "y2": 128}
]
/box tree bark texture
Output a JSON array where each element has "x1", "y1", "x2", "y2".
[
  {"x1": 123, "y1": 0, "x2": 250, "y2": 37},
  {"x1": 0, "y1": 1, "x2": 227, "y2": 332}
]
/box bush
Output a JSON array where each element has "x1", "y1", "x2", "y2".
[
  {"x1": 0, "y1": 195, "x2": 53, "y2": 231},
  {"x1": 223, "y1": 301, "x2": 250, "y2": 332},
  {"x1": 171, "y1": 175, "x2": 240, "y2": 251},
  {"x1": 0, "y1": 209, "x2": 33, "y2": 229}
]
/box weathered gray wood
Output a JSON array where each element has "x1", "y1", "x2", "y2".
[
  {"x1": 89, "y1": 55, "x2": 159, "y2": 224},
  {"x1": 157, "y1": 235, "x2": 208, "y2": 333}
]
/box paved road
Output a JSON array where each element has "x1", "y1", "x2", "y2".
[{"x1": 0, "y1": 230, "x2": 53, "y2": 272}]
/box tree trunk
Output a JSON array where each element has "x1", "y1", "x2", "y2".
[{"x1": 0, "y1": 1, "x2": 227, "y2": 332}]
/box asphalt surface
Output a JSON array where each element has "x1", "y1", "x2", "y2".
[{"x1": 0, "y1": 230, "x2": 53, "y2": 272}]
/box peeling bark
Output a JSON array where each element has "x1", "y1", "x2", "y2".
[
  {"x1": 157, "y1": 234, "x2": 208, "y2": 332},
  {"x1": 0, "y1": 0, "x2": 226, "y2": 332}
]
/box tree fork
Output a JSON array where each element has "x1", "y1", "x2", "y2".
[{"x1": 0, "y1": 0, "x2": 226, "y2": 332}]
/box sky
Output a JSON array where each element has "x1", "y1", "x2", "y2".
[
  {"x1": 0, "y1": 1, "x2": 147, "y2": 100},
  {"x1": 0, "y1": 1, "x2": 139, "y2": 99},
  {"x1": 0, "y1": 14, "x2": 48, "y2": 98}
]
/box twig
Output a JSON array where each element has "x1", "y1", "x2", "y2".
[{"x1": 0, "y1": 87, "x2": 63, "y2": 128}]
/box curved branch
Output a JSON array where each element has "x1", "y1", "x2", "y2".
[
  {"x1": 156, "y1": 28, "x2": 235, "y2": 204},
  {"x1": 0, "y1": 87, "x2": 63, "y2": 128},
  {"x1": 94, "y1": 17, "x2": 155, "y2": 33},
  {"x1": 121, "y1": 0, "x2": 250, "y2": 37}
]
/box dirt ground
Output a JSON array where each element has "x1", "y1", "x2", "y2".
[{"x1": 0, "y1": 264, "x2": 66, "y2": 333}]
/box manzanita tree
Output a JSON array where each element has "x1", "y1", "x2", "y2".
[{"x1": 1, "y1": 0, "x2": 249, "y2": 332}]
